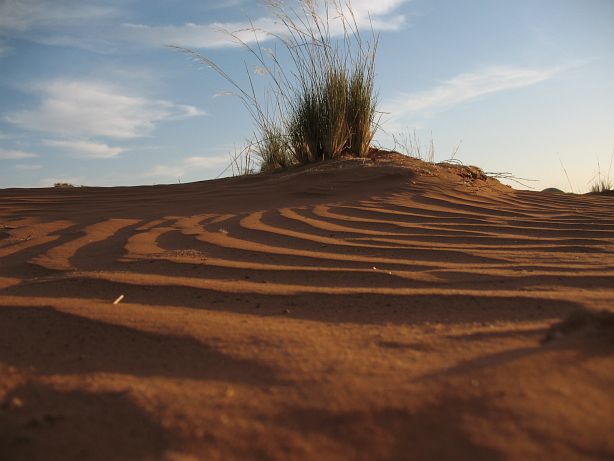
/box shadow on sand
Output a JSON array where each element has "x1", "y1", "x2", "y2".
[
  {"x1": 0, "y1": 306, "x2": 279, "y2": 385},
  {"x1": 0, "y1": 382, "x2": 168, "y2": 461}
]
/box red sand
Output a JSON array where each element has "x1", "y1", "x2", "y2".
[{"x1": 1, "y1": 153, "x2": 613, "y2": 460}]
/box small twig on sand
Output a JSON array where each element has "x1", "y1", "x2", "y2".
[
  {"x1": 113, "y1": 294, "x2": 125, "y2": 305},
  {"x1": 485, "y1": 172, "x2": 538, "y2": 189}
]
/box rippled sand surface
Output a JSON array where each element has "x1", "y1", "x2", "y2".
[{"x1": 1, "y1": 154, "x2": 613, "y2": 460}]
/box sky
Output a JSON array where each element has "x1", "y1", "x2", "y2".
[{"x1": 0, "y1": 0, "x2": 612, "y2": 191}]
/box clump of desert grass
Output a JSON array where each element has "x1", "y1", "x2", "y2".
[
  {"x1": 391, "y1": 129, "x2": 437, "y2": 163},
  {"x1": 171, "y1": 0, "x2": 379, "y2": 173},
  {"x1": 589, "y1": 154, "x2": 613, "y2": 194},
  {"x1": 591, "y1": 177, "x2": 614, "y2": 194},
  {"x1": 223, "y1": 144, "x2": 258, "y2": 177},
  {"x1": 389, "y1": 128, "x2": 463, "y2": 163}
]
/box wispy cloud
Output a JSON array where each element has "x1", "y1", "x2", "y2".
[
  {"x1": 44, "y1": 139, "x2": 124, "y2": 159},
  {"x1": 0, "y1": 0, "x2": 409, "y2": 53},
  {"x1": 143, "y1": 164, "x2": 186, "y2": 180},
  {"x1": 145, "y1": 154, "x2": 231, "y2": 181},
  {"x1": 6, "y1": 80, "x2": 204, "y2": 139},
  {"x1": 207, "y1": 0, "x2": 247, "y2": 10},
  {"x1": 0, "y1": 132, "x2": 20, "y2": 140},
  {"x1": 0, "y1": 149, "x2": 38, "y2": 160},
  {"x1": 14, "y1": 163, "x2": 42, "y2": 171},
  {"x1": 122, "y1": 18, "x2": 276, "y2": 50},
  {"x1": 184, "y1": 155, "x2": 231, "y2": 169},
  {"x1": 384, "y1": 65, "x2": 561, "y2": 121},
  {"x1": 0, "y1": 0, "x2": 119, "y2": 33},
  {"x1": 123, "y1": 0, "x2": 409, "y2": 49}
]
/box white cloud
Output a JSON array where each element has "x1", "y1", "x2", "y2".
[
  {"x1": 32, "y1": 34, "x2": 119, "y2": 54},
  {"x1": 0, "y1": 149, "x2": 38, "y2": 160},
  {"x1": 208, "y1": 0, "x2": 246, "y2": 9},
  {"x1": 123, "y1": 0, "x2": 409, "y2": 49},
  {"x1": 385, "y1": 65, "x2": 561, "y2": 120},
  {"x1": 145, "y1": 154, "x2": 231, "y2": 181},
  {"x1": 349, "y1": 0, "x2": 409, "y2": 29},
  {"x1": 0, "y1": 0, "x2": 409, "y2": 53},
  {"x1": 0, "y1": 0, "x2": 118, "y2": 33},
  {"x1": 123, "y1": 18, "x2": 276, "y2": 50},
  {"x1": 44, "y1": 139, "x2": 124, "y2": 159},
  {"x1": 184, "y1": 155, "x2": 231, "y2": 169},
  {"x1": 14, "y1": 163, "x2": 42, "y2": 170},
  {"x1": 143, "y1": 164, "x2": 187, "y2": 180},
  {"x1": 0, "y1": 0, "x2": 120, "y2": 54},
  {"x1": 6, "y1": 80, "x2": 204, "y2": 139}
]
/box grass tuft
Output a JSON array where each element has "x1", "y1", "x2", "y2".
[
  {"x1": 589, "y1": 153, "x2": 613, "y2": 194},
  {"x1": 171, "y1": 0, "x2": 379, "y2": 173},
  {"x1": 590, "y1": 178, "x2": 613, "y2": 194}
]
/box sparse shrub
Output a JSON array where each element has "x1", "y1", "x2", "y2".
[
  {"x1": 172, "y1": 0, "x2": 379, "y2": 173},
  {"x1": 53, "y1": 182, "x2": 75, "y2": 188},
  {"x1": 589, "y1": 154, "x2": 613, "y2": 194},
  {"x1": 392, "y1": 129, "x2": 436, "y2": 162},
  {"x1": 391, "y1": 129, "x2": 461, "y2": 163},
  {"x1": 228, "y1": 144, "x2": 258, "y2": 176},
  {"x1": 590, "y1": 178, "x2": 613, "y2": 194}
]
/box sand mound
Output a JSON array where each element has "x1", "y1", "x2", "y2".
[{"x1": 1, "y1": 154, "x2": 613, "y2": 460}]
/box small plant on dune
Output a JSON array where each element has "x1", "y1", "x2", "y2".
[
  {"x1": 391, "y1": 128, "x2": 462, "y2": 163},
  {"x1": 391, "y1": 129, "x2": 436, "y2": 163},
  {"x1": 172, "y1": 0, "x2": 379, "y2": 173},
  {"x1": 229, "y1": 144, "x2": 258, "y2": 176},
  {"x1": 591, "y1": 178, "x2": 613, "y2": 193},
  {"x1": 589, "y1": 154, "x2": 613, "y2": 194}
]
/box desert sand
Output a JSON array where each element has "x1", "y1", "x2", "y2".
[{"x1": 0, "y1": 152, "x2": 612, "y2": 460}]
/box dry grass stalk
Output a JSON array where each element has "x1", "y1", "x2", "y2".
[{"x1": 171, "y1": 0, "x2": 379, "y2": 173}]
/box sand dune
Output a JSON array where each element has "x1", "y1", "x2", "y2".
[{"x1": 1, "y1": 153, "x2": 613, "y2": 460}]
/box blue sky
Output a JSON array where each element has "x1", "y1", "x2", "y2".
[{"x1": 0, "y1": 0, "x2": 612, "y2": 191}]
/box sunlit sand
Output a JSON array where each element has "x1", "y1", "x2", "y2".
[{"x1": 1, "y1": 152, "x2": 612, "y2": 460}]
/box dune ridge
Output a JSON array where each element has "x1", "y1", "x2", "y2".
[{"x1": 1, "y1": 154, "x2": 613, "y2": 460}]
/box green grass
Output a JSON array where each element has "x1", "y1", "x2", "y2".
[{"x1": 172, "y1": 0, "x2": 379, "y2": 173}]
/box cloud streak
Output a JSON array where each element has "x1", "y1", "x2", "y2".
[
  {"x1": 44, "y1": 139, "x2": 124, "y2": 159},
  {"x1": 0, "y1": 0, "x2": 120, "y2": 54},
  {"x1": 0, "y1": 0, "x2": 119, "y2": 33},
  {"x1": 144, "y1": 154, "x2": 231, "y2": 181},
  {"x1": 123, "y1": 0, "x2": 409, "y2": 49},
  {"x1": 13, "y1": 163, "x2": 42, "y2": 171},
  {"x1": 385, "y1": 65, "x2": 561, "y2": 121},
  {"x1": 0, "y1": 0, "x2": 409, "y2": 53},
  {"x1": 0, "y1": 149, "x2": 38, "y2": 160},
  {"x1": 6, "y1": 80, "x2": 203, "y2": 139}
]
